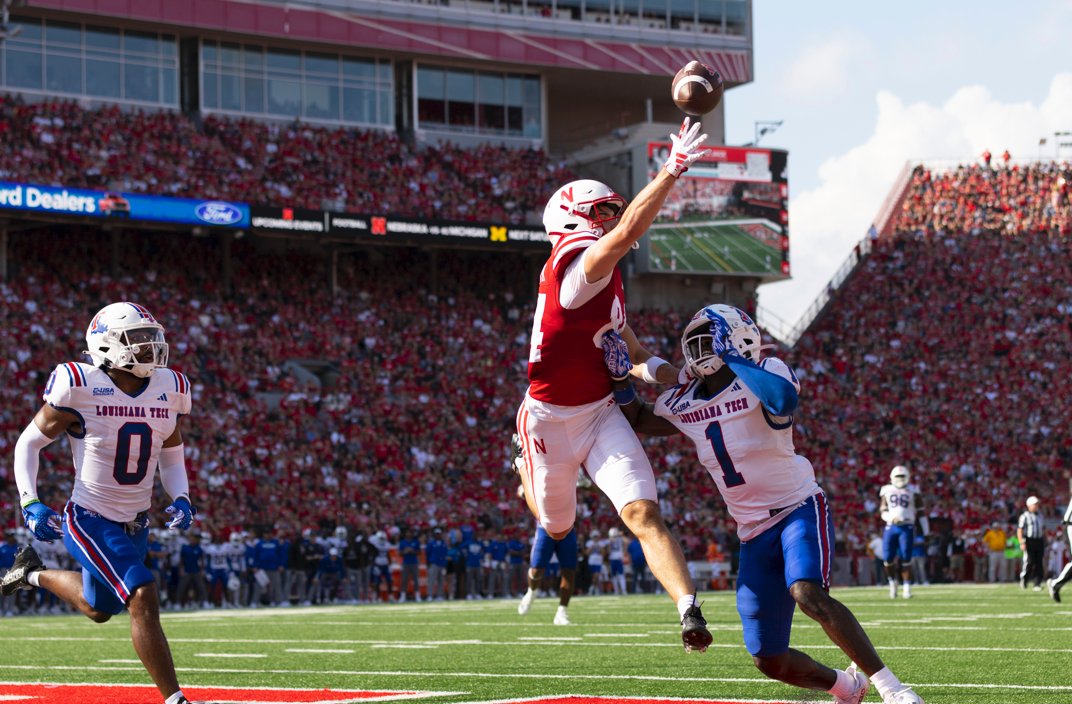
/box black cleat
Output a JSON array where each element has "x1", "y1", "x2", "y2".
[
  {"x1": 1049, "y1": 579, "x2": 1061, "y2": 603},
  {"x1": 681, "y1": 601, "x2": 712, "y2": 654},
  {"x1": 1, "y1": 546, "x2": 45, "y2": 597}
]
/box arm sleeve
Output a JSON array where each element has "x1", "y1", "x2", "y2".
[
  {"x1": 724, "y1": 354, "x2": 800, "y2": 416},
  {"x1": 558, "y1": 246, "x2": 613, "y2": 309},
  {"x1": 13, "y1": 421, "x2": 56, "y2": 507},
  {"x1": 159, "y1": 444, "x2": 190, "y2": 503}
]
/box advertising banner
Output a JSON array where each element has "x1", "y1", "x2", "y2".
[
  {"x1": 0, "y1": 182, "x2": 250, "y2": 228},
  {"x1": 645, "y1": 145, "x2": 789, "y2": 276},
  {"x1": 251, "y1": 206, "x2": 548, "y2": 247}
]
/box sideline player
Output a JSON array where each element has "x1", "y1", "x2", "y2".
[
  {"x1": 879, "y1": 466, "x2": 928, "y2": 599},
  {"x1": 604, "y1": 305, "x2": 924, "y2": 704},
  {"x1": 1, "y1": 303, "x2": 208, "y2": 704},
  {"x1": 607, "y1": 527, "x2": 626, "y2": 595},
  {"x1": 516, "y1": 118, "x2": 713, "y2": 651},
  {"x1": 518, "y1": 525, "x2": 578, "y2": 625},
  {"x1": 1049, "y1": 472, "x2": 1072, "y2": 602}
]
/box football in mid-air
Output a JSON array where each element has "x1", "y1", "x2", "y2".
[{"x1": 671, "y1": 61, "x2": 724, "y2": 116}]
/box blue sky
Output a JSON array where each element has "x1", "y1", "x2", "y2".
[{"x1": 723, "y1": 0, "x2": 1072, "y2": 329}]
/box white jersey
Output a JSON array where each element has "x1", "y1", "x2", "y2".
[
  {"x1": 654, "y1": 357, "x2": 818, "y2": 541},
  {"x1": 207, "y1": 544, "x2": 232, "y2": 571},
  {"x1": 33, "y1": 538, "x2": 68, "y2": 570},
  {"x1": 43, "y1": 362, "x2": 192, "y2": 522},
  {"x1": 608, "y1": 537, "x2": 624, "y2": 561},
  {"x1": 879, "y1": 484, "x2": 919, "y2": 525},
  {"x1": 586, "y1": 539, "x2": 605, "y2": 566}
]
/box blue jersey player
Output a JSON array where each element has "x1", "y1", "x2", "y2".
[
  {"x1": 518, "y1": 524, "x2": 577, "y2": 625},
  {"x1": 603, "y1": 305, "x2": 924, "y2": 704},
  {"x1": 2, "y1": 303, "x2": 206, "y2": 704}
]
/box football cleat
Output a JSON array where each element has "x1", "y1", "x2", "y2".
[
  {"x1": 518, "y1": 588, "x2": 536, "y2": 616},
  {"x1": 680, "y1": 602, "x2": 712, "y2": 654},
  {"x1": 835, "y1": 662, "x2": 870, "y2": 704},
  {"x1": 889, "y1": 580, "x2": 897, "y2": 599},
  {"x1": 883, "y1": 687, "x2": 925, "y2": 704},
  {"x1": 1, "y1": 546, "x2": 45, "y2": 597},
  {"x1": 902, "y1": 583, "x2": 912, "y2": 599},
  {"x1": 553, "y1": 606, "x2": 572, "y2": 625},
  {"x1": 1048, "y1": 579, "x2": 1061, "y2": 603}
]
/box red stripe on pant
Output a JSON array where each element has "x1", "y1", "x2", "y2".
[{"x1": 64, "y1": 504, "x2": 130, "y2": 602}]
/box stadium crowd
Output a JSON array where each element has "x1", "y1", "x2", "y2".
[
  {"x1": 0, "y1": 139, "x2": 1070, "y2": 611},
  {"x1": 0, "y1": 95, "x2": 570, "y2": 222}
]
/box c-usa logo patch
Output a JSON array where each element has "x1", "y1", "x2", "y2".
[{"x1": 92, "y1": 387, "x2": 114, "y2": 396}]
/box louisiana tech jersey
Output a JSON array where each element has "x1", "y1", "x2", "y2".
[
  {"x1": 608, "y1": 536, "x2": 624, "y2": 561},
  {"x1": 43, "y1": 362, "x2": 192, "y2": 523},
  {"x1": 655, "y1": 357, "x2": 817, "y2": 540},
  {"x1": 527, "y1": 231, "x2": 626, "y2": 406},
  {"x1": 880, "y1": 484, "x2": 919, "y2": 525}
]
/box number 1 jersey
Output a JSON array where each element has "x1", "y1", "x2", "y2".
[
  {"x1": 654, "y1": 357, "x2": 817, "y2": 540},
  {"x1": 43, "y1": 362, "x2": 192, "y2": 523}
]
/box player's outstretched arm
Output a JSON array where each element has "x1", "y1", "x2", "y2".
[
  {"x1": 602, "y1": 332, "x2": 679, "y2": 436},
  {"x1": 14, "y1": 405, "x2": 78, "y2": 542},
  {"x1": 619, "y1": 325, "x2": 679, "y2": 385},
  {"x1": 584, "y1": 119, "x2": 709, "y2": 282}
]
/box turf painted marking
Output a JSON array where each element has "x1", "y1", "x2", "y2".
[
  {"x1": 582, "y1": 634, "x2": 648, "y2": 637},
  {"x1": 98, "y1": 659, "x2": 142, "y2": 663},
  {"x1": 370, "y1": 645, "x2": 439, "y2": 649},
  {"x1": 285, "y1": 649, "x2": 356, "y2": 654},
  {"x1": 443, "y1": 697, "x2": 797, "y2": 704},
  {"x1": 0, "y1": 682, "x2": 463, "y2": 703},
  {"x1": 517, "y1": 637, "x2": 582, "y2": 641},
  {"x1": 194, "y1": 653, "x2": 269, "y2": 658}
]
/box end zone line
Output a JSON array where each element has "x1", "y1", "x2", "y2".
[{"x1": 0, "y1": 666, "x2": 1069, "y2": 691}]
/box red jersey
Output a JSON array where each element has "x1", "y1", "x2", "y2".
[{"x1": 527, "y1": 232, "x2": 626, "y2": 406}]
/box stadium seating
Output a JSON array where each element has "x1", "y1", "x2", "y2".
[{"x1": 0, "y1": 95, "x2": 572, "y2": 222}]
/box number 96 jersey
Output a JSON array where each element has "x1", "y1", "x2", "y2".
[
  {"x1": 879, "y1": 484, "x2": 917, "y2": 525},
  {"x1": 654, "y1": 357, "x2": 818, "y2": 541},
  {"x1": 43, "y1": 362, "x2": 192, "y2": 523}
]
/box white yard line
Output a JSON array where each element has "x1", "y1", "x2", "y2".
[
  {"x1": 193, "y1": 653, "x2": 268, "y2": 658},
  {"x1": 284, "y1": 649, "x2": 356, "y2": 654},
  {"x1": 2, "y1": 665, "x2": 1071, "y2": 691}
]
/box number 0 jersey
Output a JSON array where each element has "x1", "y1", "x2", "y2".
[
  {"x1": 654, "y1": 357, "x2": 817, "y2": 541},
  {"x1": 527, "y1": 231, "x2": 626, "y2": 407},
  {"x1": 879, "y1": 484, "x2": 918, "y2": 525},
  {"x1": 43, "y1": 362, "x2": 192, "y2": 523}
]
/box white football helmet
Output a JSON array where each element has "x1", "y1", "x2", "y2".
[
  {"x1": 891, "y1": 466, "x2": 909, "y2": 489},
  {"x1": 230, "y1": 532, "x2": 243, "y2": 545},
  {"x1": 543, "y1": 179, "x2": 627, "y2": 245},
  {"x1": 334, "y1": 526, "x2": 348, "y2": 541},
  {"x1": 608, "y1": 528, "x2": 620, "y2": 538},
  {"x1": 85, "y1": 302, "x2": 168, "y2": 378},
  {"x1": 682, "y1": 304, "x2": 762, "y2": 378}
]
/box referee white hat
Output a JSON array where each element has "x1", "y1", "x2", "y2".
[{"x1": 1026, "y1": 496, "x2": 1039, "y2": 506}]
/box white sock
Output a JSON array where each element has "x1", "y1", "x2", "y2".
[
  {"x1": 676, "y1": 594, "x2": 696, "y2": 619},
  {"x1": 557, "y1": 605, "x2": 567, "y2": 614},
  {"x1": 164, "y1": 691, "x2": 185, "y2": 704},
  {"x1": 870, "y1": 666, "x2": 902, "y2": 699},
  {"x1": 27, "y1": 571, "x2": 41, "y2": 588},
  {"x1": 827, "y1": 669, "x2": 858, "y2": 698}
]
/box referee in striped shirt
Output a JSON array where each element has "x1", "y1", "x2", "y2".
[{"x1": 1018, "y1": 496, "x2": 1045, "y2": 590}]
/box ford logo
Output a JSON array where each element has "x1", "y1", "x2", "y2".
[{"x1": 195, "y1": 202, "x2": 243, "y2": 225}]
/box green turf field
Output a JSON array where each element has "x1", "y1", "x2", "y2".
[
  {"x1": 647, "y1": 221, "x2": 786, "y2": 277},
  {"x1": 0, "y1": 584, "x2": 1068, "y2": 703}
]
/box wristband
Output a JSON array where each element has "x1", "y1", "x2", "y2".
[
  {"x1": 640, "y1": 356, "x2": 668, "y2": 384},
  {"x1": 20, "y1": 498, "x2": 40, "y2": 509},
  {"x1": 613, "y1": 383, "x2": 637, "y2": 406}
]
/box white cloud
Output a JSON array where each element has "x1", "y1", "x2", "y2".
[
  {"x1": 780, "y1": 35, "x2": 868, "y2": 103},
  {"x1": 760, "y1": 72, "x2": 1072, "y2": 333}
]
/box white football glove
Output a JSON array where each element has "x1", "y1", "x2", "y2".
[{"x1": 663, "y1": 117, "x2": 710, "y2": 178}]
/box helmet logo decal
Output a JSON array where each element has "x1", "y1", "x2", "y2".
[
  {"x1": 560, "y1": 187, "x2": 574, "y2": 203},
  {"x1": 89, "y1": 313, "x2": 108, "y2": 335}
]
